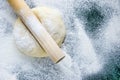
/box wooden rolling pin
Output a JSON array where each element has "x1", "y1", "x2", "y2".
[{"x1": 8, "y1": 0, "x2": 65, "y2": 63}]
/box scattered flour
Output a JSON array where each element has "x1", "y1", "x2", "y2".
[
  {"x1": 73, "y1": 19, "x2": 102, "y2": 75},
  {"x1": 0, "y1": 0, "x2": 120, "y2": 80}
]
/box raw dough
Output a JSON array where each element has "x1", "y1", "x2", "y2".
[{"x1": 13, "y1": 7, "x2": 66, "y2": 57}]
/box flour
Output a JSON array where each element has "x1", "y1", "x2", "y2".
[
  {"x1": 73, "y1": 19, "x2": 102, "y2": 75},
  {"x1": 0, "y1": 68, "x2": 17, "y2": 80},
  {"x1": 0, "y1": 0, "x2": 120, "y2": 80}
]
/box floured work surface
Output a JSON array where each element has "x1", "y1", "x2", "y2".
[{"x1": 0, "y1": 0, "x2": 120, "y2": 80}]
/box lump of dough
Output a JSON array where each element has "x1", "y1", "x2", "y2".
[{"x1": 13, "y1": 7, "x2": 66, "y2": 57}]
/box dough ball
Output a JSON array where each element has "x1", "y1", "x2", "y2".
[{"x1": 13, "y1": 7, "x2": 66, "y2": 57}]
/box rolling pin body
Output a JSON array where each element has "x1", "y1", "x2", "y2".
[{"x1": 8, "y1": 0, "x2": 65, "y2": 63}]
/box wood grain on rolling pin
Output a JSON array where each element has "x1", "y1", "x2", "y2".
[{"x1": 8, "y1": 0, "x2": 65, "y2": 63}]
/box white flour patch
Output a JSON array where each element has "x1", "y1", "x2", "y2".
[
  {"x1": 0, "y1": 0, "x2": 120, "y2": 80},
  {"x1": 73, "y1": 19, "x2": 102, "y2": 75}
]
